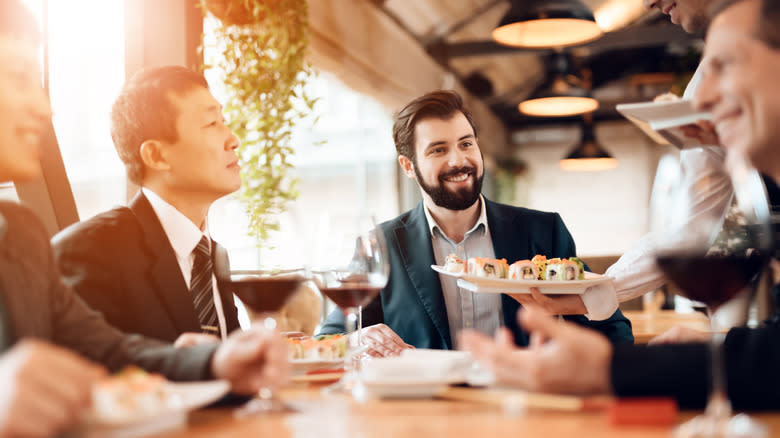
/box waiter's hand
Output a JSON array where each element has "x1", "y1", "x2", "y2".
[
  {"x1": 355, "y1": 323, "x2": 414, "y2": 357},
  {"x1": 680, "y1": 120, "x2": 721, "y2": 146},
  {"x1": 508, "y1": 287, "x2": 587, "y2": 315}
]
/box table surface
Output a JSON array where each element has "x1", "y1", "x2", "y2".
[
  {"x1": 624, "y1": 310, "x2": 712, "y2": 343},
  {"x1": 154, "y1": 386, "x2": 780, "y2": 438}
]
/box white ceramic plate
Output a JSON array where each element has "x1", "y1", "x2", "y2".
[
  {"x1": 290, "y1": 358, "x2": 344, "y2": 375},
  {"x1": 357, "y1": 379, "x2": 449, "y2": 399},
  {"x1": 79, "y1": 380, "x2": 230, "y2": 438},
  {"x1": 431, "y1": 265, "x2": 610, "y2": 294}
]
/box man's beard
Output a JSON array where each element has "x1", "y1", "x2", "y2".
[{"x1": 414, "y1": 162, "x2": 483, "y2": 211}]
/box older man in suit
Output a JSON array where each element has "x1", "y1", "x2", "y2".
[
  {"x1": 461, "y1": 0, "x2": 780, "y2": 410},
  {"x1": 0, "y1": 2, "x2": 288, "y2": 437},
  {"x1": 319, "y1": 90, "x2": 633, "y2": 356},
  {"x1": 52, "y1": 66, "x2": 241, "y2": 344}
]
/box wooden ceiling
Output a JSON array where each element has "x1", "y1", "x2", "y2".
[{"x1": 369, "y1": 0, "x2": 701, "y2": 129}]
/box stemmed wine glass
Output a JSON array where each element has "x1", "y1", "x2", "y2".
[
  {"x1": 313, "y1": 214, "x2": 390, "y2": 374},
  {"x1": 649, "y1": 151, "x2": 771, "y2": 437},
  {"x1": 214, "y1": 231, "x2": 308, "y2": 415}
]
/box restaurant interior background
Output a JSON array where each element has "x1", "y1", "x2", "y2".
[{"x1": 3, "y1": 0, "x2": 706, "y2": 323}]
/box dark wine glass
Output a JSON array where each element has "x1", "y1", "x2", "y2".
[
  {"x1": 214, "y1": 249, "x2": 306, "y2": 414},
  {"x1": 650, "y1": 151, "x2": 771, "y2": 437},
  {"x1": 314, "y1": 214, "x2": 389, "y2": 372}
]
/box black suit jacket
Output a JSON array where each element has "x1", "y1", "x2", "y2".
[
  {"x1": 0, "y1": 201, "x2": 217, "y2": 379},
  {"x1": 320, "y1": 199, "x2": 633, "y2": 347},
  {"x1": 51, "y1": 193, "x2": 240, "y2": 343}
]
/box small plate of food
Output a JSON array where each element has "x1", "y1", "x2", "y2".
[
  {"x1": 287, "y1": 334, "x2": 347, "y2": 375},
  {"x1": 432, "y1": 254, "x2": 611, "y2": 294},
  {"x1": 78, "y1": 367, "x2": 229, "y2": 438}
]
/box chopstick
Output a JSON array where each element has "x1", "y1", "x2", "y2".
[{"x1": 438, "y1": 387, "x2": 608, "y2": 412}]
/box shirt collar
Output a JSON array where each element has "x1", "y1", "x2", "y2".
[
  {"x1": 142, "y1": 187, "x2": 210, "y2": 257},
  {"x1": 423, "y1": 195, "x2": 487, "y2": 239}
]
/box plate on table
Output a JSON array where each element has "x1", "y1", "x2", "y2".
[
  {"x1": 356, "y1": 379, "x2": 450, "y2": 400},
  {"x1": 431, "y1": 265, "x2": 611, "y2": 294},
  {"x1": 290, "y1": 358, "x2": 345, "y2": 376},
  {"x1": 78, "y1": 380, "x2": 230, "y2": 438}
]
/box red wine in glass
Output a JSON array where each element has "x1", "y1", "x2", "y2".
[
  {"x1": 319, "y1": 282, "x2": 382, "y2": 314},
  {"x1": 656, "y1": 252, "x2": 767, "y2": 311},
  {"x1": 228, "y1": 273, "x2": 305, "y2": 314}
]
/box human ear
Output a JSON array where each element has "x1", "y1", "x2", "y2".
[
  {"x1": 398, "y1": 155, "x2": 416, "y2": 179},
  {"x1": 138, "y1": 140, "x2": 171, "y2": 171}
]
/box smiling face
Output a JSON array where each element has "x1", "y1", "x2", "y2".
[
  {"x1": 400, "y1": 112, "x2": 484, "y2": 211},
  {"x1": 643, "y1": 0, "x2": 712, "y2": 33},
  {"x1": 693, "y1": 0, "x2": 780, "y2": 178},
  {"x1": 0, "y1": 36, "x2": 52, "y2": 183},
  {"x1": 157, "y1": 87, "x2": 241, "y2": 201}
]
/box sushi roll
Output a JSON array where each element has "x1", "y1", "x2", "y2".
[
  {"x1": 531, "y1": 255, "x2": 547, "y2": 280},
  {"x1": 509, "y1": 260, "x2": 538, "y2": 280},
  {"x1": 444, "y1": 253, "x2": 466, "y2": 273},
  {"x1": 560, "y1": 259, "x2": 579, "y2": 281},
  {"x1": 467, "y1": 257, "x2": 509, "y2": 278},
  {"x1": 545, "y1": 258, "x2": 563, "y2": 281},
  {"x1": 568, "y1": 257, "x2": 586, "y2": 280}
]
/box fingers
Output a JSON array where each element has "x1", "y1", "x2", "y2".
[
  {"x1": 517, "y1": 305, "x2": 566, "y2": 340},
  {"x1": 358, "y1": 324, "x2": 411, "y2": 357}
]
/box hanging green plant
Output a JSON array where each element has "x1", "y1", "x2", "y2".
[{"x1": 201, "y1": 0, "x2": 317, "y2": 243}]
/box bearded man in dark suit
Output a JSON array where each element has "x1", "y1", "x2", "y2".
[{"x1": 319, "y1": 90, "x2": 633, "y2": 356}]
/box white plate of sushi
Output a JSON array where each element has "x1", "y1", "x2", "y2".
[
  {"x1": 78, "y1": 373, "x2": 229, "y2": 438},
  {"x1": 431, "y1": 265, "x2": 610, "y2": 294}
]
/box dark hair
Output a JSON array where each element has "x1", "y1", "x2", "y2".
[
  {"x1": 759, "y1": 0, "x2": 780, "y2": 48},
  {"x1": 0, "y1": 0, "x2": 41, "y2": 44},
  {"x1": 110, "y1": 66, "x2": 209, "y2": 185},
  {"x1": 392, "y1": 90, "x2": 477, "y2": 161}
]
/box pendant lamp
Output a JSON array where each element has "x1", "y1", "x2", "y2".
[
  {"x1": 493, "y1": 0, "x2": 603, "y2": 48},
  {"x1": 560, "y1": 117, "x2": 617, "y2": 172}
]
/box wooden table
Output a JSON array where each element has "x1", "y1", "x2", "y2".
[
  {"x1": 624, "y1": 310, "x2": 712, "y2": 343},
  {"x1": 155, "y1": 386, "x2": 780, "y2": 438}
]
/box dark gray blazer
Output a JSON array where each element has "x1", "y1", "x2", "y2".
[
  {"x1": 320, "y1": 199, "x2": 633, "y2": 348},
  {"x1": 0, "y1": 201, "x2": 216, "y2": 379}
]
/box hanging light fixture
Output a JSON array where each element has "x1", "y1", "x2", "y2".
[
  {"x1": 519, "y1": 53, "x2": 599, "y2": 117},
  {"x1": 560, "y1": 116, "x2": 617, "y2": 172},
  {"x1": 493, "y1": 0, "x2": 604, "y2": 48}
]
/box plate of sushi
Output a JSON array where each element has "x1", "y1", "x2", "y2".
[
  {"x1": 78, "y1": 367, "x2": 229, "y2": 438},
  {"x1": 287, "y1": 334, "x2": 346, "y2": 375},
  {"x1": 432, "y1": 254, "x2": 611, "y2": 294}
]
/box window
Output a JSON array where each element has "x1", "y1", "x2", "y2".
[{"x1": 20, "y1": 0, "x2": 127, "y2": 221}]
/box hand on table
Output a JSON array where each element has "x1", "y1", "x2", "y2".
[
  {"x1": 458, "y1": 305, "x2": 613, "y2": 395},
  {"x1": 0, "y1": 340, "x2": 105, "y2": 438},
  {"x1": 680, "y1": 120, "x2": 721, "y2": 146},
  {"x1": 174, "y1": 332, "x2": 221, "y2": 348},
  {"x1": 354, "y1": 323, "x2": 414, "y2": 357},
  {"x1": 210, "y1": 327, "x2": 290, "y2": 395},
  {"x1": 507, "y1": 287, "x2": 587, "y2": 315},
  {"x1": 647, "y1": 325, "x2": 713, "y2": 345}
]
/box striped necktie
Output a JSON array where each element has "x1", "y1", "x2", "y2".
[{"x1": 191, "y1": 236, "x2": 220, "y2": 337}]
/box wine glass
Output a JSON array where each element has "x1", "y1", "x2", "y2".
[
  {"x1": 313, "y1": 214, "x2": 390, "y2": 373},
  {"x1": 649, "y1": 151, "x2": 771, "y2": 437},
  {"x1": 214, "y1": 234, "x2": 308, "y2": 415}
]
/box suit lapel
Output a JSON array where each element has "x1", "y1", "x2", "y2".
[
  {"x1": 129, "y1": 193, "x2": 201, "y2": 334},
  {"x1": 213, "y1": 241, "x2": 239, "y2": 331},
  {"x1": 395, "y1": 203, "x2": 452, "y2": 348}
]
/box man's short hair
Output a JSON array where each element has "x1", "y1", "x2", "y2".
[
  {"x1": 707, "y1": 0, "x2": 780, "y2": 48},
  {"x1": 392, "y1": 90, "x2": 477, "y2": 162},
  {"x1": 0, "y1": 0, "x2": 41, "y2": 44},
  {"x1": 111, "y1": 66, "x2": 209, "y2": 185}
]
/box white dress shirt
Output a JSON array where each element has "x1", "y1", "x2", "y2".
[
  {"x1": 142, "y1": 188, "x2": 228, "y2": 339},
  {"x1": 580, "y1": 62, "x2": 733, "y2": 320},
  {"x1": 424, "y1": 196, "x2": 504, "y2": 340}
]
